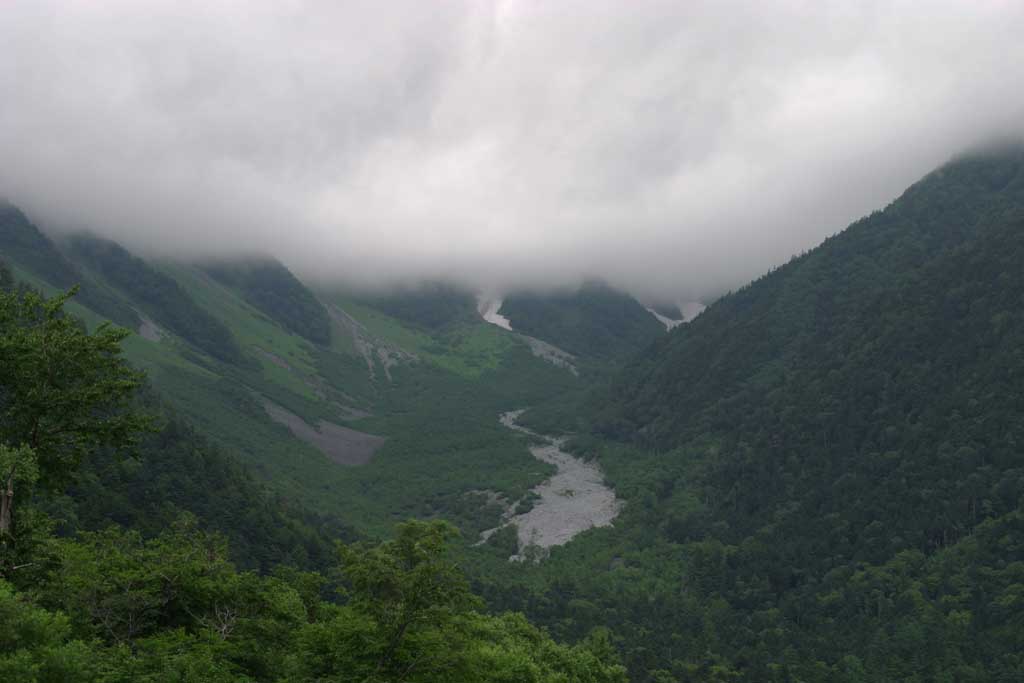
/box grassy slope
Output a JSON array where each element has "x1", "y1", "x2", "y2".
[
  {"x1": 9, "y1": 246, "x2": 581, "y2": 537},
  {"x1": 319, "y1": 292, "x2": 519, "y2": 379}
]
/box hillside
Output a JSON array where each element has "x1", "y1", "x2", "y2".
[
  {"x1": 204, "y1": 259, "x2": 332, "y2": 345},
  {"x1": 6, "y1": 148, "x2": 1024, "y2": 681},
  {"x1": 0, "y1": 265, "x2": 626, "y2": 679},
  {"x1": 353, "y1": 282, "x2": 480, "y2": 330},
  {"x1": 68, "y1": 234, "x2": 246, "y2": 364},
  {"x1": 496, "y1": 146, "x2": 1024, "y2": 680},
  {"x1": 597, "y1": 146, "x2": 1024, "y2": 449},
  {"x1": 0, "y1": 216, "x2": 584, "y2": 539},
  {"x1": 500, "y1": 282, "x2": 666, "y2": 360},
  {"x1": 0, "y1": 205, "x2": 138, "y2": 327}
]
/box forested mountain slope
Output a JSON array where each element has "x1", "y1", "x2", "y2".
[
  {"x1": 353, "y1": 282, "x2": 480, "y2": 330},
  {"x1": 68, "y1": 234, "x2": 246, "y2": 364},
  {"x1": 0, "y1": 267, "x2": 626, "y2": 680},
  {"x1": 598, "y1": 146, "x2": 1024, "y2": 451},
  {"x1": 0, "y1": 212, "x2": 584, "y2": 540},
  {"x1": 593, "y1": 146, "x2": 1024, "y2": 550},
  {"x1": 501, "y1": 282, "x2": 666, "y2": 360},
  {"x1": 0, "y1": 205, "x2": 138, "y2": 328},
  {"x1": 205, "y1": 259, "x2": 332, "y2": 345},
  {"x1": 536, "y1": 146, "x2": 1024, "y2": 680}
]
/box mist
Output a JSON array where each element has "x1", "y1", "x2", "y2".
[{"x1": 2, "y1": 1, "x2": 1023, "y2": 301}]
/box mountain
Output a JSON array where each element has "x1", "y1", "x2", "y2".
[
  {"x1": 598, "y1": 146, "x2": 1024, "y2": 450},
  {"x1": 498, "y1": 146, "x2": 1024, "y2": 680},
  {"x1": 0, "y1": 258, "x2": 626, "y2": 680},
  {"x1": 204, "y1": 259, "x2": 332, "y2": 345},
  {"x1": 353, "y1": 282, "x2": 480, "y2": 330},
  {"x1": 499, "y1": 281, "x2": 667, "y2": 360},
  {"x1": 0, "y1": 205, "x2": 138, "y2": 327},
  {"x1": 6, "y1": 146, "x2": 1024, "y2": 681},
  {"x1": 67, "y1": 234, "x2": 246, "y2": 364},
  {"x1": 0, "y1": 216, "x2": 584, "y2": 540}
]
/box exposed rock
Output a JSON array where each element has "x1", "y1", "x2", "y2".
[
  {"x1": 262, "y1": 398, "x2": 385, "y2": 465},
  {"x1": 137, "y1": 314, "x2": 163, "y2": 342},
  {"x1": 326, "y1": 303, "x2": 417, "y2": 381},
  {"x1": 519, "y1": 335, "x2": 578, "y2": 376}
]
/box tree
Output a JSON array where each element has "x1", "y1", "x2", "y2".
[
  {"x1": 0, "y1": 444, "x2": 36, "y2": 549},
  {"x1": 296, "y1": 520, "x2": 629, "y2": 682},
  {"x1": 335, "y1": 519, "x2": 477, "y2": 680},
  {"x1": 0, "y1": 285, "x2": 149, "y2": 558}
]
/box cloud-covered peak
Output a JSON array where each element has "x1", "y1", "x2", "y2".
[{"x1": 2, "y1": 1, "x2": 1023, "y2": 300}]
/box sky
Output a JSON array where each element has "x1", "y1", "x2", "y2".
[{"x1": 2, "y1": 1, "x2": 1024, "y2": 301}]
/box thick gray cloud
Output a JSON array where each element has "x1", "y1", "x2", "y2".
[{"x1": 2, "y1": 1, "x2": 1023, "y2": 300}]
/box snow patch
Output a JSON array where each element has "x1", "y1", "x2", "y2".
[
  {"x1": 645, "y1": 307, "x2": 683, "y2": 331},
  {"x1": 476, "y1": 294, "x2": 513, "y2": 331},
  {"x1": 679, "y1": 301, "x2": 706, "y2": 322}
]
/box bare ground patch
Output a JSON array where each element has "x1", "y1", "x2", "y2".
[
  {"x1": 262, "y1": 399, "x2": 385, "y2": 465},
  {"x1": 137, "y1": 314, "x2": 164, "y2": 342},
  {"x1": 478, "y1": 410, "x2": 621, "y2": 561}
]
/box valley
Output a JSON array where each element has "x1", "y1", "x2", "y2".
[
  {"x1": 3, "y1": 147, "x2": 1024, "y2": 681},
  {"x1": 479, "y1": 410, "x2": 622, "y2": 562},
  {"x1": 4, "y1": 5, "x2": 1024, "y2": 680}
]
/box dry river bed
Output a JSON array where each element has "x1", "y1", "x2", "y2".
[{"x1": 480, "y1": 410, "x2": 622, "y2": 562}]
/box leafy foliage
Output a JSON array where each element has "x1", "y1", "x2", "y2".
[
  {"x1": 62, "y1": 400, "x2": 356, "y2": 572},
  {"x1": 1, "y1": 518, "x2": 627, "y2": 682},
  {"x1": 0, "y1": 283, "x2": 151, "y2": 570},
  {"x1": 0, "y1": 286, "x2": 149, "y2": 486}
]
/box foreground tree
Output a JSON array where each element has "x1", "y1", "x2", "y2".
[
  {"x1": 0, "y1": 282, "x2": 148, "y2": 564},
  {"x1": 296, "y1": 519, "x2": 630, "y2": 683}
]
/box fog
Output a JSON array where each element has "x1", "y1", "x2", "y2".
[{"x1": 2, "y1": 1, "x2": 1023, "y2": 301}]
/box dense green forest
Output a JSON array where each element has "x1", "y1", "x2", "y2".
[
  {"x1": 466, "y1": 147, "x2": 1024, "y2": 681},
  {"x1": 0, "y1": 265, "x2": 625, "y2": 681},
  {"x1": 61, "y1": 399, "x2": 355, "y2": 572},
  {"x1": 205, "y1": 259, "x2": 332, "y2": 345},
  {"x1": 500, "y1": 282, "x2": 665, "y2": 360},
  {"x1": 354, "y1": 283, "x2": 479, "y2": 330}
]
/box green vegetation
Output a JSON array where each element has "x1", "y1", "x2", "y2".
[
  {"x1": 67, "y1": 235, "x2": 245, "y2": 364},
  {"x1": 321, "y1": 291, "x2": 520, "y2": 379},
  {"x1": 63, "y1": 398, "x2": 354, "y2": 572},
  {"x1": 501, "y1": 282, "x2": 665, "y2": 360},
  {"x1": 205, "y1": 259, "x2": 331, "y2": 345},
  {"x1": 0, "y1": 272, "x2": 625, "y2": 682},
  {"x1": 470, "y1": 145, "x2": 1024, "y2": 681},
  {"x1": 3, "y1": 223, "x2": 580, "y2": 540},
  {"x1": 355, "y1": 282, "x2": 479, "y2": 330},
  {"x1": 6, "y1": 146, "x2": 1024, "y2": 681},
  {"x1": 0, "y1": 282, "x2": 148, "y2": 557},
  {"x1": 0, "y1": 205, "x2": 137, "y2": 327},
  {"x1": 1, "y1": 519, "x2": 626, "y2": 682},
  {"x1": 334, "y1": 350, "x2": 573, "y2": 536}
]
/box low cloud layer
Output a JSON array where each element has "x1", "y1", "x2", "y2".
[{"x1": 2, "y1": 1, "x2": 1023, "y2": 300}]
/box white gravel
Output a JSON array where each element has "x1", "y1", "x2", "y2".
[{"x1": 481, "y1": 410, "x2": 622, "y2": 562}]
